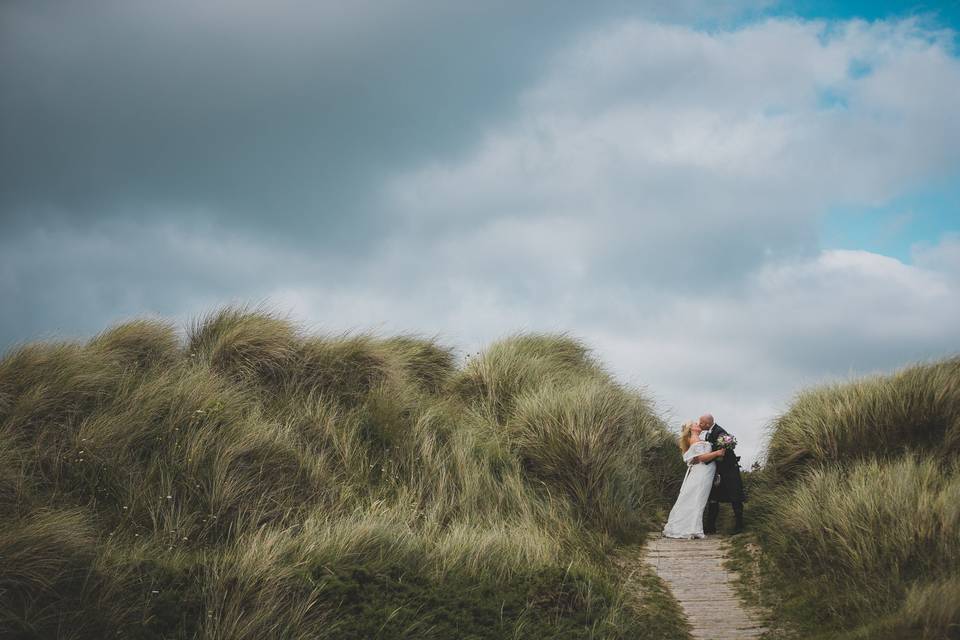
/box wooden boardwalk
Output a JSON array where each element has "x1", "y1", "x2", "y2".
[{"x1": 644, "y1": 534, "x2": 768, "y2": 639}]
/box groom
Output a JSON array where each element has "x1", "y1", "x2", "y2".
[{"x1": 699, "y1": 414, "x2": 746, "y2": 534}]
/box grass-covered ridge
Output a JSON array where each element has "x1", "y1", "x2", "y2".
[
  {"x1": 745, "y1": 357, "x2": 960, "y2": 640},
  {"x1": 0, "y1": 306, "x2": 684, "y2": 639}
]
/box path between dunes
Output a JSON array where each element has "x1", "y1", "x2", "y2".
[{"x1": 644, "y1": 534, "x2": 769, "y2": 640}]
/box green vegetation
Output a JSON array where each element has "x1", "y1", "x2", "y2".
[
  {"x1": 742, "y1": 357, "x2": 960, "y2": 639},
  {"x1": 0, "y1": 306, "x2": 684, "y2": 639}
]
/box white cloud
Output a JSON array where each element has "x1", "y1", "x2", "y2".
[
  {"x1": 913, "y1": 233, "x2": 960, "y2": 276},
  {"x1": 385, "y1": 16, "x2": 960, "y2": 278}
]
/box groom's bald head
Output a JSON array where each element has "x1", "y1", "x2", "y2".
[{"x1": 699, "y1": 414, "x2": 715, "y2": 428}]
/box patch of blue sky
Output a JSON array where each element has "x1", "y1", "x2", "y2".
[
  {"x1": 768, "y1": 0, "x2": 960, "y2": 28},
  {"x1": 817, "y1": 86, "x2": 849, "y2": 109},
  {"x1": 821, "y1": 177, "x2": 960, "y2": 262},
  {"x1": 847, "y1": 58, "x2": 873, "y2": 79},
  {"x1": 691, "y1": 1, "x2": 959, "y2": 41}
]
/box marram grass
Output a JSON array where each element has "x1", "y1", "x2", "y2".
[
  {"x1": 0, "y1": 306, "x2": 683, "y2": 639},
  {"x1": 763, "y1": 356, "x2": 960, "y2": 483},
  {"x1": 746, "y1": 356, "x2": 960, "y2": 640}
]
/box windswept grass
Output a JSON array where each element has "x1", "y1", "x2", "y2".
[
  {"x1": 763, "y1": 356, "x2": 960, "y2": 483},
  {"x1": 746, "y1": 357, "x2": 960, "y2": 639},
  {"x1": 452, "y1": 333, "x2": 608, "y2": 423},
  {"x1": 507, "y1": 379, "x2": 675, "y2": 539},
  {"x1": 0, "y1": 306, "x2": 682, "y2": 639}
]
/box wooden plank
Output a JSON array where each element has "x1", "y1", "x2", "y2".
[{"x1": 640, "y1": 535, "x2": 771, "y2": 640}]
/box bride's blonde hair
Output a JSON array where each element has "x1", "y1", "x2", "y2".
[{"x1": 678, "y1": 420, "x2": 697, "y2": 452}]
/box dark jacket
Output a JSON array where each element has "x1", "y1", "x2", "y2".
[{"x1": 704, "y1": 424, "x2": 746, "y2": 503}]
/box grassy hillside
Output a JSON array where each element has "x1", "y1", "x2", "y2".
[
  {"x1": 0, "y1": 306, "x2": 684, "y2": 639},
  {"x1": 743, "y1": 357, "x2": 960, "y2": 639}
]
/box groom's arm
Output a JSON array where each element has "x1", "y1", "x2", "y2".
[
  {"x1": 715, "y1": 425, "x2": 743, "y2": 466},
  {"x1": 714, "y1": 425, "x2": 734, "y2": 447},
  {"x1": 706, "y1": 426, "x2": 732, "y2": 464}
]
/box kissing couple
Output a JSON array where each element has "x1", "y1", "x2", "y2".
[{"x1": 662, "y1": 414, "x2": 746, "y2": 539}]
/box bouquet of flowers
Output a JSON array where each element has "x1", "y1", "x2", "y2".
[{"x1": 714, "y1": 433, "x2": 737, "y2": 450}]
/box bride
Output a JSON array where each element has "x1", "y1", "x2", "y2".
[{"x1": 662, "y1": 420, "x2": 726, "y2": 539}]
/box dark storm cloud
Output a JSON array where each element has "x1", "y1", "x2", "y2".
[
  {"x1": 0, "y1": 0, "x2": 717, "y2": 244},
  {"x1": 0, "y1": 218, "x2": 316, "y2": 346},
  {"x1": 0, "y1": 0, "x2": 769, "y2": 349}
]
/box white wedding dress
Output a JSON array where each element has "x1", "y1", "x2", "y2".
[{"x1": 662, "y1": 441, "x2": 716, "y2": 539}]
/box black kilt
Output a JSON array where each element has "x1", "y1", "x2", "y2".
[{"x1": 705, "y1": 424, "x2": 746, "y2": 503}]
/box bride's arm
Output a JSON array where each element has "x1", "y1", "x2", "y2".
[{"x1": 691, "y1": 449, "x2": 726, "y2": 464}]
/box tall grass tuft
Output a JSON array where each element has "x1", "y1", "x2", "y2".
[
  {"x1": 291, "y1": 334, "x2": 399, "y2": 407},
  {"x1": 88, "y1": 318, "x2": 182, "y2": 370},
  {"x1": 0, "y1": 508, "x2": 111, "y2": 637},
  {"x1": 452, "y1": 333, "x2": 609, "y2": 423},
  {"x1": 508, "y1": 379, "x2": 673, "y2": 539},
  {"x1": 188, "y1": 304, "x2": 301, "y2": 387},
  {"x1": 749, "y1": 356, "x2": 960, "y2": 639},
  {"x1": 763, "y1": 356, "x2": 960, "y2": 483},
  {"x1": 0, "y1": 309, "x2": 679, "y2": 639},
  {"x1": 382, "y1": 335, "x2": 456, "y2": 394}
]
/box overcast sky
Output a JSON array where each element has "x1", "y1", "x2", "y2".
[{"x1": 3, "y1": 1, "x2": 959, "y2": 465}]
